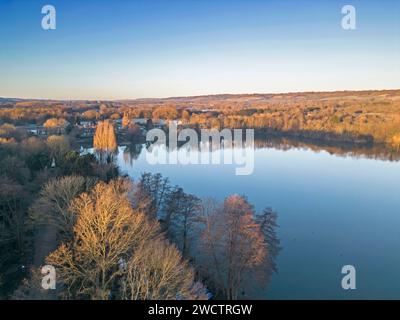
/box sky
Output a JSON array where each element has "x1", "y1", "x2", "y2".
[{"x1": 0, "y1": 0, "x2": 399, "y2": 100}]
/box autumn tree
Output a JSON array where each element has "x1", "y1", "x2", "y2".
[
  {"x1": 152, "y1": 106, "x2": 178, "y2": 120},
  {"x1": 46, "y1": 179, "x2": 156, "y2": 299},
  {"x1": 44, "y1": 118, "x2": 68, "y2": 134},
  {"x1": 389, "y1": 133, "x2": 400, "y2": 151},
  {"x1": 30, "y1": 175, "x2": 95, "y2": 241},
  {"x1": 182, "y1": 110, "x2": 190, "y2": 123},
  {"x1": 82, "y1": 109, "x2": 99, "y2": 121},
  {"x1": 44, "y1": 118, "x2": 67, "y2": 129},
  {"x1": 120, "y1": 237, "x2": 207, "y2": 300},
  {"x1": 46, "y1": 178, "x2": 206, "y2": 300},
  {"x1": 93, "y1": 120, "x2": 117, "y2": 163},
  {"x1": 199, "y1": 195, "x2": 268, "y2": 299},
  {"x1": 121, "y1": 113, "x2": 131, "y2": 128},
  {"x1": 94, "y1": 120, "x2": 117, "y2": 152}
]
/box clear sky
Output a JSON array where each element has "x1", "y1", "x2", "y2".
[{"x1": 0, "y1": 0, "x2": 399, "y2": 100}]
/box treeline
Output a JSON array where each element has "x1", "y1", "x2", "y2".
[
  {"x1": 10, "y1": 172, "x2": 280, "y2": 300},
  {"x1": 1, "y1": 121, "x2": 280, "y2": 300},
  {"x1": 0, "y1": 127, "x2": 118, "y2": 298},
  {"x1": 117, "y1": 90, "x2": 400, "y2": 150},
  {"x1": 134, "y1": 173, "x2": 280, "y2": 299},
  {"x1": 4, "y1": 91, "x2": 399, "y2": 151}
]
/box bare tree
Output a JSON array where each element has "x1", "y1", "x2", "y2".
[
  {"x1": 134, "y1": 173, "x2": 170, "y2": 220},
  {"x1": 46, "y1": 178, "x2": 160, "y2": 299},
  {"x1": 29, "y1": 175, "x2": 96, "y2": 241},
  {"x1": 46, "y1": 178, "x2": 207, "y2": 300},
  {"x1": 163, "y1": 187, "x2": 201, "y2": 258},
  {"x1": 46, "y1": 135, "x2": 70, "y2": 167},
  {"x1": 199, "y1": 195, "x2": 267, "y2": 300},
  {"x1": 120, "y1": 237, "x2": 207, "y2": 300}
]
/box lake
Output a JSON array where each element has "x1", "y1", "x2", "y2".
[{"x1": 103, "y1": 140, "x2": 400, "y2": 299}]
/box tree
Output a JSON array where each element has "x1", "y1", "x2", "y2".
[
  {"x1": 46, "y1": 179, "x2": 160, "y2": 299},
  {"x1": 93, "y1": 120, "x2": 117, "y2": 152},
  {"x1": 127, "y1": 123, "x2": 141, "y2": 142},
  {"x1": 120, "y1": 237, "x2": 207, "y2": 300},
  {"x1": 134, "y1": 173, "x2": 170, "y2": 220},
  {"x1": 82, "y1": 110, "x2": 99, "y2": 121},
  {"x1": 0, "y1": 177, "x2": 28, "y2": 252},
  {"x1": 46, "y1": 178, "x2": 206, "y2": 300},
  {"x1": 0, "y1": 177, "x2": 29, "y2": 296},
  {"x1": 199, "y1": 195, "x2": 267, "y2": 299},
  {"x1": 44, "y1": 118, "x2": 68, "y2": 134},
  {"x1": 61, "y1": 151, "x2": 96, "y2": 176},
  {"x1": 152, "y1": 106, "x2": 178, "y2": 120},
  {"x1": 21, "y1": 137, "x2": 50, "y2": 171},
  {"x1": 121, "y1": 113, "x2": 131, "y2": 128},
  {"x1": 182, "y1": 110, "x2": 190, "y2": 123},
  {"x1": 29, "y1": 175, "x2": 95, "y2": 241},
  {"x1": 93, "y1": 120, "x2": 117, "y2": 163},
  {"x1": 389, "y1": 133, "x2": 400, "y2": 151},
  {"x1": 163, "y1": 187, "x2": 201, "y2": 257},
  {"x1": 46, "y1": 135, "x2": 70, "y2": 167},
  {"x1": 44, "y1": 118, "x2": 67, "y2": 129}
]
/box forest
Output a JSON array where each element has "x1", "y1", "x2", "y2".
[
  {"x1": 1, "y1": 89, "x2": 399, "y2": 300},
  {"x1": 1, "y1": 90, "x2": 400, "y2": 150},
  {"x1": 0, "y1": 118, "x2": 280, "y2": 300}
]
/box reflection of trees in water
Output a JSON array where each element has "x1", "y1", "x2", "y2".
[
  {"x1": 123, "y1": 144, "x2": 143, "y2": 166},
  {"x1": 141, "y1": 134, "x2": 400, "y2": 163},
  {"x1": 95, "y1": 149, "x2": 118, "y2": 164},
  {"x1": 255, "y1": 136, "x2": 400, "y2": 162}
]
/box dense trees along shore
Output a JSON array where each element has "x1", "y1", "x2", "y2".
[
  {"x1": 1, "y1": 90, "x2": 399, "y2": 150},
  {"x1": 0, "y1": 120, "x2": 280, "y2": 300}
]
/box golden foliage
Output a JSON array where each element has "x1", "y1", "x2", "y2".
[
  {"x1": 93, "y1": 120, "x2": 117, "y2": 152},
  {"x1": 121, "y1": 238, "x2": 207, "y2": 300},
  {"x1": 46, "y1": 178, "x2": 204, "y2": 300},
  {"x1": 389, "y1": 133, "x2": 400, "y2": 151},
  {"x1": 43, "y1": 118, "x2": 67, "y2": 128}
]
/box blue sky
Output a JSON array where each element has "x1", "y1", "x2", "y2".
[{"x1": 0, "y1": 0, "x2": 399, "y2": 100}]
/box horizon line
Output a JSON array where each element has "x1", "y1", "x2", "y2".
[{"x1": 1, "y1": 88, "x2": 400, "y2": 103}]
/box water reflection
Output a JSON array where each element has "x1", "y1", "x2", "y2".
[
  {"x1": 121, "y1": 136, "x2": 400, "y2": 166},
  {"x1": 122, "y1": 144, "x2": 143, "y2": 166},
  {"x1": 84, "y1": 136, "x2": 400, "y2": 299}
]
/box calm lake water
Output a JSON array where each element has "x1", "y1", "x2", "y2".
[{"x1": 103, "y1": 141, "x2": 400, "y2": 299}]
